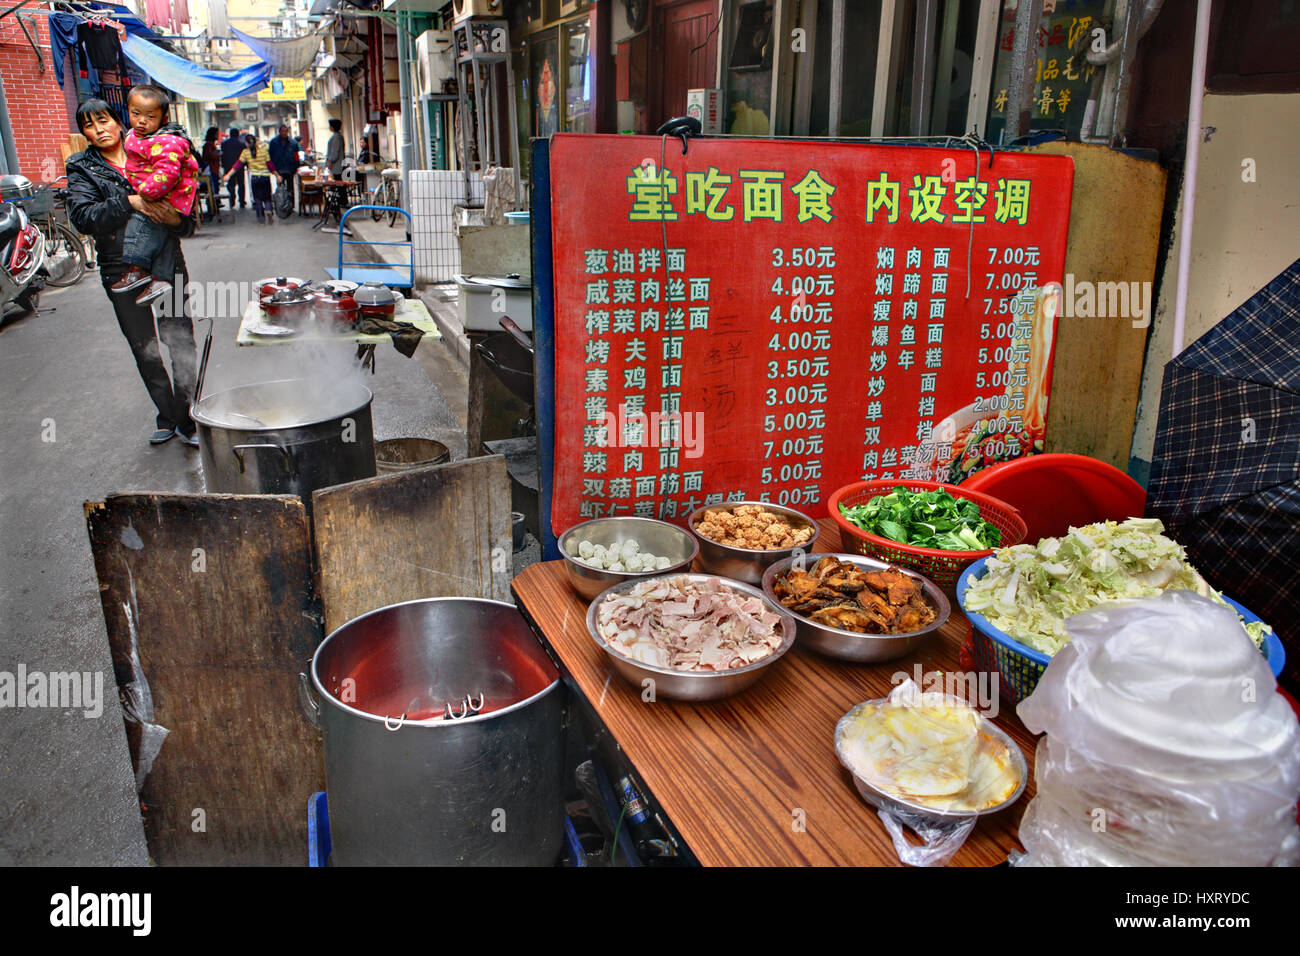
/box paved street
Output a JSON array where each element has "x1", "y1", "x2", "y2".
[{"x1": 0, "y1": 211, "x2": 467, "y2": 864}]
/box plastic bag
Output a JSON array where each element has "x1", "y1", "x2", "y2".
[
  {"x1": 1012, "y1": 591, "x2": 1300, "y2": 866},
  {"x1": 274, "y1": 179, "x2": 293, "y2": 219},
  {"x1": 877, "y1": 807, "x2": 976, "y2": 867}
]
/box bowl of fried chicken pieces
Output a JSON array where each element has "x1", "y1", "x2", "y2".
[
  {"x1": 761, "y1": 554, "x2": 951, "y2": 662},
  {"x1": 687, "y1": 501, "x2": 817, "y2": 584}
]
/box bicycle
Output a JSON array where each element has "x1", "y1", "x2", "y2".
[
  {"x1": 368, "y1": 163, "x2": 402, "y2": 227},
  {"x1": 18, "y1": 176, "x2": 87, "y2": 287}
]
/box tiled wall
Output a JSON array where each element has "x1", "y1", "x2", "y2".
[{"x1": 409, "y1": 169, "x2": 484, "y2": 284}]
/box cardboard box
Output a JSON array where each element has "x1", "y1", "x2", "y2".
[{"x1": 686, "y1": 89, "x2": 724, "y2": 134}]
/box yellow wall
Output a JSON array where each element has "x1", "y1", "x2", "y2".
[{"x1": 1131, "y1": 92, "x2": 1300, "y2": 465}]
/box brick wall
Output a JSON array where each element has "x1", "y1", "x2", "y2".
[{"x1": 0, "y1": 13, "x2": 74, "y2": 182}]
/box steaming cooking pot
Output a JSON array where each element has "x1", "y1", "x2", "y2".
[
  {"x1": 259, "y1": 285, "x2": 316, "y2": 325},
  {"x1": 253, "y1": 275, "x2": 309, "y2": 298},
  {"x1": 353, "y1": 281, "x2": 400, "y2": 321},
  {"x1": 313, "y1": 289, "x2": 360, "y2": 328},
  {"x1": 190, "y1": 378, "x2": 376, "y2": 510}
]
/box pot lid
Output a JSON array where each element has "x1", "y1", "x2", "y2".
[
  {"x1": 353, "y1": 281, "x2": 400, "y2": 305},
  {"x1": 254, "y1": 275, "x2": 307, "y2": 291},
  {"x1": 265, "y1": 285, "x2": 315, "y2": 304},
  {"x1": 321, "y1": 279, "x2": 359, "y2": 294},
  {"x1": 456, "y1": 273, "x2": 531, "y2": 290}
]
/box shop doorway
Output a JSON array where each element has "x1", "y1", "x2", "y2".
[{"x1": 652, "y1": 0, "x2": 720, "y2": 129}]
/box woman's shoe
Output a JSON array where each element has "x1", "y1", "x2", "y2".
[
  {"x1": 177, "y1": 431, "x2": 199, "y2": 448},
  {"x1": 149, "y1": 427, "x2": 176, "y2": 445}
]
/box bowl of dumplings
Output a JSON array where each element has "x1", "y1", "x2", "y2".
[{"x1": 559, "y1": 517, "x2": 700, "y2": 601}]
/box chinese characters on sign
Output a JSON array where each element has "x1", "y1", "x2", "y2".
[{"x1": 547, "y1": 135, "x2": 1074, "y2": 533}]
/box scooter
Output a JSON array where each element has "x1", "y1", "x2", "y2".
[{"x1": 0, "y1": 195, "x2": 46, "y2": 321}]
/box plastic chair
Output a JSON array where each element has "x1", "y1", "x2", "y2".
[
  {"x1": 324, "y1": 205, "x2": 414, "y2": 290},
  {"x1": 960, "y1": 453, "x2": 1147, "y2": 543}
]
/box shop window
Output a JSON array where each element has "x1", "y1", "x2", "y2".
[
  {"x1": 565, "y1": 21, "x2": 592, "y2": 132},
  {"x1": 726, "y1": 0, "x2": 774, "y2": 134},
  {"x1": 983, "y1": 0, "x2": 1108, "y2": 143}
]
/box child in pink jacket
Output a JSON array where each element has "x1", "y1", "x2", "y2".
[{"x1": 110, "y1": 85, "x2": 200, "y2": 305}]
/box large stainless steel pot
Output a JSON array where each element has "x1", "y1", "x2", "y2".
[
  {"x1": 302, "y1": 598, "x2": 566, "y2": 866},
  {"x1": 191, "y1": 378, "x2": 376, "y2": 503}
]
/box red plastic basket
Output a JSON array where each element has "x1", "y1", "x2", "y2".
[{"x1": 827, "y1": 479, "x2": 1028, "y2": 589}]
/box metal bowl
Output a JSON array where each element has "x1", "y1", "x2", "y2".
[
  {"x1": 761, "y1": 553, "x2": 951, "y2": 662},
  {"x1": 834, "y1": 695, "x2": 1029, "y2": 823},
  {"x1": 585, "y1": 573, "x2": 797, "y2": 702},
  {"x1": 686, "y1": 500, "x2": 818, "y2": 585},
  {"x1": 559, "y1": 516, "x2": 700, "y2": 602}
]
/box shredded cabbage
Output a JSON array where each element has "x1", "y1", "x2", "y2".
[{"x1": 963, "y1": 517, "x2": 1272, "y2": 656}]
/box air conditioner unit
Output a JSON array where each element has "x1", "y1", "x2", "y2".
[
  {"x1": 415, "y1": 29, "x2": 454, "y2": 97},
  {"x1": 452, "y1": 0, "x2": 502, "y2": 21}
]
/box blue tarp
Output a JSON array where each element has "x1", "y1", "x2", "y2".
[{"x1": 120, "y1": 33, "x2": 272, "y2": 100}]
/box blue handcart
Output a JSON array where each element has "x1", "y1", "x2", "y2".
[{"x1": 324, "y1": 206, "x2": 415, "y2": 293}]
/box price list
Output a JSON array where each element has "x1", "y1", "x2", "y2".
[{"x1": 545, "y1": 135, "x2": 1074, "y2": 534}]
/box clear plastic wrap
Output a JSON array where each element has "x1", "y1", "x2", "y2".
[
  {"x1": 1012, "y1": 591, "x2": 1300, "y2": 867},
  {"x1": 876, "y1": 806, "x2": 976, "y2": 867},
  {"x1": 836, "y1": 680, "x2": 1023, "y2": 866}
]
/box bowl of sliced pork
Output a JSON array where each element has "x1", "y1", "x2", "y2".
[
  {"x1": 762, "y1": 554, "x2": 950, "y2": 663},
  {"x1": 586, "y1": 573, "x2": 797, "y2": 701}
]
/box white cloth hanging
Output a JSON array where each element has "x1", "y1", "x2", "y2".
[{"x1": 232, "y1": 21, "x2": 332, "y2": 77}]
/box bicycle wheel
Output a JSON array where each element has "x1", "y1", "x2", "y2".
[
  {"x1": 369, "y1": 183, "x2": 386, "y2": 221},
  {"x1": 387, "y1": 182, "x2": 401, "y2": 227},
  {"x1": 42, "y1": 220, "x2": 86, "y2": 287}
]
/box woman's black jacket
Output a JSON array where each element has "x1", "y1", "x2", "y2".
[{"x1": 65, "y1": 147, "x2": 195, "y2": 285}]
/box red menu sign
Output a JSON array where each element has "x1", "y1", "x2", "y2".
[{"x1": 547, "y1": 134, "x2": 1073, "y2": 534}]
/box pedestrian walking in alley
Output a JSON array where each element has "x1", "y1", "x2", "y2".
[
  {"x1": 201, "y1": 126, "x2": 222, "y2": 215},
  {"x1": 269, "y1": 124, "x2": 300, "y2": 214},
  {"x1": 220, "y1": 125, "x2": 247, "y2": 210},
  {"x1": 65, "y1": 97, "x2": 200, "y2": 448},
  {"x1": 326, "y1": 118, "x2": 345, "y2": 178},
  {"x1": 223, "y1": 133, "x2": 280, "y2": 224}
]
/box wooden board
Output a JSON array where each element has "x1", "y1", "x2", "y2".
[
  {"x1": 313, "y1": 455, "x2": 514, "y2": 634},
  {"x1": 511, "y1": 518, "x2": 1038, "y2": 867},
  {"x1": 1031, "y1": 142, "x2": 1168, "y2": 469},
  {"x1": 85, "y1": 493, "x2": 324, "y2": 866}
]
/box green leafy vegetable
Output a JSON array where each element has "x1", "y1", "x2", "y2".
[
  {"x1": 839, "y1": 486, "x2": 1002, "y2": 551},
  {"x1": 962, "y1": 517, "x2": 1273, "y2": 656}
]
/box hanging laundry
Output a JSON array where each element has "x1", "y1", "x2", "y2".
[
  {"x1": 143, "y1": 0, "x2": 171, "y2": 31},
  {"x1": 205, "y1": 0, "x2": 229, "y2": 40},
  {"x1": 79, "y1": 22, "x2": 123, "y2": 72},
  {"x1": 48, "y1": 12, "x2": 93, "y2": 90},
  {"x1": 171, "y1": 0, "x2": 191, "y2": 29}
]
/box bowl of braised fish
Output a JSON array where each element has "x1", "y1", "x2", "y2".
[{"x1": 761, "y1": 554, "x2": 950, "y2": 662}]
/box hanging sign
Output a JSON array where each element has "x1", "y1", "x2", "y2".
[
  {"x1": 546, "y1": 134, "x2": 1074, "y2": 534},
  {"x1": 257, "y1": 77, "x2": 307, "y2": 101}
]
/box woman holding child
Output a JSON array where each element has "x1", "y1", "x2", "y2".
[{"x1": 65, "y1": 87, "x2": 200, "y2": 448}]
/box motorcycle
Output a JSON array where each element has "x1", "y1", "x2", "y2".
[{"x1": 0, "y1": 175, "x2": 47, "y2": 320}]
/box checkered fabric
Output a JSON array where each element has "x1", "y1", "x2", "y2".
[{"x1": 1147, "y1": 257, "x2": 1300, "y2": 694}]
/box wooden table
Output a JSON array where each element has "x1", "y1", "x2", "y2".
[
  {"x1": 511, "y1": 518, "x2": 1038, "y2": 867},
  {"x1": 312, "y1": 179, "x2": 356, "y2": 232}
]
